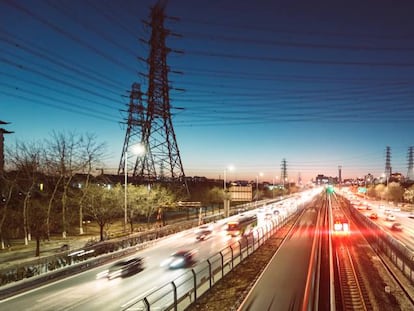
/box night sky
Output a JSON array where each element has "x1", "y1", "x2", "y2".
[{"x1": 1, "y1": 0, "x2": 414, "y2": 182}]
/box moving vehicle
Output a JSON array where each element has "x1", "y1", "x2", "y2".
[
  {"x1": 195, "y1": 224, "x2": 213, "y2": 241},
  {"x1": 333, "y1": 216, "x2": 350, "y2": 236},
  {"x1": 391, "y1": 223, "x2": 403, "y2": 231},
  {"x1": 227, "y1": 215, "x2": 258, "y2": 237},
  {"x1": 161, "y1": 250, "x2": 196, "y2": 269},
  {"x1": 369, "y1": 213, "x2": 378, "y2": 220},
  {"x1": 386, "y1": 214, "x2": 396, "y2": 221},
  {"x1": 96, "y1": 257, "x2": 144, "y2": 279}
]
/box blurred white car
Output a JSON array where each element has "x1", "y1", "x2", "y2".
[
  {"x1": 161, "y1": 250, "x2": 196, "y2": 269},
  {"x1": 96, "y1": 257, "x2": 144, "y2": 280},
  {"x1": 195, "y1": 224, "x2": 213, "y2": 241},
  {"x1": 386, "y1": 214, "x2": 396, "y2": 221}
]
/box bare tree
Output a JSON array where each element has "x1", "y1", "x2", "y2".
[
  {"x1": 46, "y1": 131, "x2": 83, "y2": 239},
  {"x1": 0, "y1": 175, "x2": 15, "y2": 249},
  {"x1": 78, "y1": 133, "x2": 106, "y2": 235},
  {"x1": 7, "y1": 141, "x2": 43, "y2": 245},
  {"x1": 29, "y1": 193, "x2": 48, "y2": 256}
]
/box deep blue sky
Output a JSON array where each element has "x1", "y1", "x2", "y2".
[{"x1": 1, "y1": 0, "x2": 414, "y2": 182}]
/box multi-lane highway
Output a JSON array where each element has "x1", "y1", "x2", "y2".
[
  {"x1": 238, "y1": 205, "x2": 320, "y2": 311},
  {"x1": 0, "y1": 219, "x2": 234, "y2": 310},
  {"x1": 1, "y1": 188, "x2": 412, "y2": 310},
  {"x1": 0, "y1": 194, "x2": 309, "y2": 311},
  {"x1": 341, "y1": 190, "x2": 414, "y2": 251}
]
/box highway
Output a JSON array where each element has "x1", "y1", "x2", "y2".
[
  {"x1": 238, "y1": 205, "x2": 319, "y2": 311},
  {"x1": 0, "y1": 219, "x2": 234, "y2": 310},
  {"x1": 1, "y1": 188, "x2": 412, "y2": 310},
  {"x1": 0, "y1": 196, "x2": 304, "y2": 311},
  {"x1": 341, "y1": 191, "x2": 414, "y2": 251}
]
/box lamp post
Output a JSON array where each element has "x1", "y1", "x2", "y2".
[
  {"x1": 223, "y1": 165, "x2": 234, "y2": 217},
  {"x1": 124, "y1": 144, "x2": 146, "y2": 233},
  {"x1": 256, "y1": 172, "x2": 263, "y2": 202}
]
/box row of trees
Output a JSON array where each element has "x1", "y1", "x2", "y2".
[
  {"x1": 0, "y1": 131, "x2": 186, "y2": 256},
  {"x1": 365, "y1": 182, "x2": 414, "y2": 204},
  {"x1": 1, "y1": 130, "x2": 295, "y2": 256}
]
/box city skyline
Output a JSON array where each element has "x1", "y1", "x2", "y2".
[{"x1": 1, "y1": 0, "x2": 414, "y2": 182}]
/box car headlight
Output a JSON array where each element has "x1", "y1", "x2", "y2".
[
  {"x1": 96, "y1": 270, "x2": 109, "y2": 279},
  {"x1": 108, "y1": 269, "x2": 122, "y2": 279}
]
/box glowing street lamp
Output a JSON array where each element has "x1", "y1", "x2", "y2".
[
  {"x1": 124, "y1": 143, "x2": 146, "y2": 232},
  {"x1": 224, "y1": 164, "x2": 235, "y2": 191}
]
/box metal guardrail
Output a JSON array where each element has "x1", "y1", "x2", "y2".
[
  {"x1": 0, "y1": 196, "x2": 290, "y2": 301},
  {"x1": 0, "y1": 219, "x2": 201, "y2": 296},
  {"x1": 346, "y1": 199, "x2": 414, "y2": 285},
  {"x1": 121, "y1": 209, "x2": 297, "y2": 311}
]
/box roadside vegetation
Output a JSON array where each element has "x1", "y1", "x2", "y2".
[{"x1": 0, "y1": 130, "x2": 293, "y2": 257}]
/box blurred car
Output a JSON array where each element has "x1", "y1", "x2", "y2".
[
  {"x1": 59, "y1": 244, "x2": 70, "y2": 252},
  {"x1": 356, "y1": 203, "x2": 366, "y2": 210},
  {"x1": 369, "y1": 213, "x2": 378, "y2": 220},
  {"x1": 195, "y1": 224, "x2": 213, "y2": 241},
  {"x1": 391, "y1": 223, "x2": 403, "y2": 231},
  {"x1": 96, "y1": 257, "x2": 143, "y2": 279},
  {"x1": 386, "y1": 214, "x2": 396, "y2": 221},
  {"x1": 408, "y1": 212, "x2": 414, "y2": 219},
  {"x1": 161, "y1": 250, "x2": 196, "y2": 269}
]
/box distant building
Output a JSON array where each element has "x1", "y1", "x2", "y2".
[{"x1": 315, "y1": 174, "x2": 329, "y2": 185}]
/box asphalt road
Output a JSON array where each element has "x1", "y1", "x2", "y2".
[
  {"x1": 0, "y1": 198, "x2": 302, "y2": 311},
  {"x1": 237, "y1": 206, "x2": 319, "y2": 311}
]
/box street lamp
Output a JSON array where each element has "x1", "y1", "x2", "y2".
[
  {"x1": 223, "y1": 164, "x2": 235, "y2": 191},
  {"x1": 256, "y1": 172, "x2": 263, "y2": 201},
  {"x1": 124, "y1": 143, "x2": 146, "y2": 232},
  {"x1": 223, "y1": 165, "x2": 234, "y2": 218}
]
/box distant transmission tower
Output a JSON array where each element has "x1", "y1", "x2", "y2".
[
  {"x1": 119, "y1": 2, "x2": 187, "y2": 191},
  {"x1": 280, "y1": 158, "x2": 288, "y2": 188},
  {"x1": 407, "y1": 146, "x2": 414, "y2": 181},
  {"x1": 385, "y1": 146, "x2": 392, "y2": 180},
  {"x1": 118, "y1": 83, "x2": 151, "y2": 178},
  {"x1": 338, "y1": 165, "x2": 342, "y2": 185}
]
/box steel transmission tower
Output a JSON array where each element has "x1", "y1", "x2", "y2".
[
  {"x1": 119, "y1": 2, "x2": 187, "y2": 190},
  {"x1": 385, "y1": 146, "x2": 392, "y2": 180},
  {"x1": 118, "y1": 83, "x2": 153, "y2": 179},
  {"x1": 407, "y1": 146, "x2": 414, "y2": 181},
  {"x1": 280, "y1": 158, "x2": 288, "y2": 188},
  {"x1": 338, "y1": 165, "x2": 342, "y2": 185}
]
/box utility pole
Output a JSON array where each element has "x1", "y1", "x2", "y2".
[
  {"x1": 385, "y1": 146, "x2": 392, "y2": 184},
  {"x1": 407, "y1": 147, "x2": 414, "y2": 181},
  {"x1": 119, "y1": 83, "x2": 145, "y2": 174},
  {"x1": 119, "y1": 3, "x2": 188, "y2": 194},
  {"x1": 280, "y1": 158, "x2": 288, "y2": 189},
  {"x1": 338, "y1": 165, "x2": 342, "y2": 187}
]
